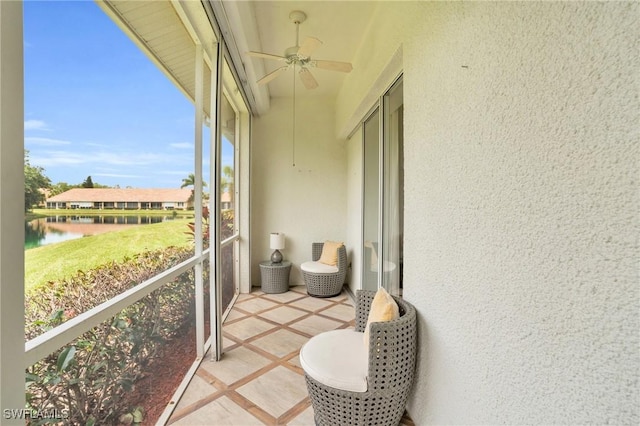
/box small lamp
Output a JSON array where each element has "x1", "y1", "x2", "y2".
[{"x1": 270, "y1": 232, "x2": 285, "y2": 263}]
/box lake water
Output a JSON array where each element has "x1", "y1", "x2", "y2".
[{"x1": 25, "y1": 214, "x2": 187, "y2": 249}]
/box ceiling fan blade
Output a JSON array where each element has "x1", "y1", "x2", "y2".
[
  {"x1": 257, "y1": 66, "x2": 289, "y2": 85},
  {"x1": 299, "y1": 68, "x2": 319, "y2": 89},
  {"x1": 297, "y1": 37, "x2": 322, "y2": 58},
  {"x1": 313, "y1": 60, "x2": 353, "y2": 73},
  {"x1": 247, "y1": 51, "x2": 286, "y2": 61}
]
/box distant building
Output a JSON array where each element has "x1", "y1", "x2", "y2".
[
  {"x1": 46, "y1": 188, "x2": 194, "y2": 210},
  {"x1": 221, "y1": 191, "x2": 232, "y2": 210}
]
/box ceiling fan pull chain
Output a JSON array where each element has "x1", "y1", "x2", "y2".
[{"x1": 292, "y1": 63, "x2": 296, "y2": 167}]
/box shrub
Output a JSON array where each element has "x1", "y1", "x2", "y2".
[
  {"x1": 25, "y1": 246, "x2": 201, "y2": 425},
  {"x1": 185, "y1": 207, "x2": 235, "y2": 244}
]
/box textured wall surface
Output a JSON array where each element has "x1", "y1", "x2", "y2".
[
  {"x1": 251, "y1": 96, "x2": 347, "y2": 285},
  {"x1": 337, "y1": 1, "x2": 638, "y2": 424},
  {"x1": 399, "y1": 2, "x2": 639, "y2": 424}
]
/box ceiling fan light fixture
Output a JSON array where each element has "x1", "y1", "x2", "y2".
[{"x1": 284, "y1": 45, "x2": 299, "y2": 59}]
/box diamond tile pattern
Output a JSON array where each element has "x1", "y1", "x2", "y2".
[{"x1": 167, "y1": 286, "x2": 414, "y2": 425}]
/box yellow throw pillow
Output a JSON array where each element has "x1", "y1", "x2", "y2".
[
  {"x1": 318, "y1": 241, "x2": 343, "y2": 266},
  {"x1": 363, "y1": 287, "x2": 400, "y2": 347}
]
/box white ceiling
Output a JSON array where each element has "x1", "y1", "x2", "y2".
[{"x1": 226, "y1": 1, "x2": 377, "y2": 102}]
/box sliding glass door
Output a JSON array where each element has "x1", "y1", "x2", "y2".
[
  {"x1": 361, "y1": 76, "x2": 403, "y2": 296},
  {"x1": 381, "y1": 78, "x2": 403, "y2": 296},
  {"x1": 362, "y1": 108, "x2": 380, "y2": 292}
]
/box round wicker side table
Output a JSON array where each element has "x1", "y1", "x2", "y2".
[{"x1": 259, "y1": 261, "x2": 292, "y2": 294}]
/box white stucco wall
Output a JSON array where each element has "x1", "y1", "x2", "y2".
[
  {"x1": 337, "y1": 1, "x2": 639, "y2": 424},
  {"x1": 251, "y1": 96, "x2": 348, "y2": 286}
]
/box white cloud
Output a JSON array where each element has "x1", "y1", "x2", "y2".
[
  {"x1": 24, "y1": 120, "x2": 50, "y2": 131},
  {"x1": 96, "y1": 151, "x2": 170, "y2": 166},
  {"x1": 85, "y1": 142, "x2": 110, "y2": 148},
  {"x1": 31, "y1": 148, "x2": 190, "y2": 169},
  {"x1": 93, "y1": 173, "x2": 144, "y2": 179},
  {"x1": 170, "y1": 142, "x2": 192, "y2": 149},
  {"x1": 30, "y1": 151, "x2": 85, "y2": 166},
  {"x1": 162, "y1": 170, "x2": 193, "y2": 176},
  {"x1": 25, "y1": 137, "x2": 71, "y2": 146}
]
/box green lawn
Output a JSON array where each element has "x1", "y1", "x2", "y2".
[{"x1": 25, "y1": 218, "x2": 194, "y2": 292}]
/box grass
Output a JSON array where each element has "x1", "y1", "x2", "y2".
[{"x1": 25, "y1": 218, "x2": 194, "y2": 292}]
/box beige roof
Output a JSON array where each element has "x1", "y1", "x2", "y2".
[{"x1": 47, "y1": 188, "x2": 193, "y2": 203}]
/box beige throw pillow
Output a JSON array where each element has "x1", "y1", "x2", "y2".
[
  {"x1": 363, "y1": 287, "x2": 400, "y2": 347},
  {"x1": 318, "y1": 241, "x2": 343, "y2": 266}
]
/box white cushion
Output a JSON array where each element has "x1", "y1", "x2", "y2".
[
  {"x1": 301, "y1": 260, "x2": 339, "y2": 274},
  {"x1": 300, "y1": 329, "x2": 368, "y2": 393}
]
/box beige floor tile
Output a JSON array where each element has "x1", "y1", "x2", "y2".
[
  {"x1": 200, "y1": 346, "x2": 271, "y2": 386},
  {"x1": 289, "y1": 296, "x2": 334, "y2": 312},
  {"x1": 287, "y1": 405, "x2": 316, "y2": 426},
  {"x1": 325, "y1": 292, "x2": 350, "y2": 303},
  {"x1": 258, "y1": 305, "x2": 308, "y2": 324},
  {"x1": 287, "y1": 354, "x2": 302, "y2": 369},
  {"x1": 165, "y1": 290, "x2": 425, "y2": 426},
  {"x1": 172, "y1": 396, "x2": 263, "y2": 426},
  {"x1": 224, "y1": 309, "x2": 247, "y2": 322},
  {"x1": 236, "y1": 366, "x2": 308, "y2": 418},
  {"x1": 289, "y1": 315, "x2": 344, "y2": 336},
  {"x1": 173, "y1": 374, "x2": 217, "y2": 411},
  {"x1": 235, "y1": 293, "x2": 255, "y2": 302},
  {"x1": 223, "y1": 316, "x2": 277, "y2": 341},
  {"x1": 233, "y1": 297, "x2": 278, "y2": 314},
  {"x1": 261, "y1": 291, "x2": 306, "y2": 304},
  {"x1": 222, "y1": 335, "x2": 237, "y2": 350},
  {"x1": 250, "y1": 329, "x2": 309, "y2": 358},
  {"x1": 319, "y1": 303, "x2": 356, "y2": 322}
]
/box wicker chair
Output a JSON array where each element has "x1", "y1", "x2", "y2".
[
  {"x1": 301, "y1": 242, "x2": 347, "y2": 297},
  {"x1": 300, "y1": 290, "x2": 417, "y2": 426}
]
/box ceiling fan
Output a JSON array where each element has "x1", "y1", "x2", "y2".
[{"x1": 247, "y1": 10, "x2": 353, "y2": 89}]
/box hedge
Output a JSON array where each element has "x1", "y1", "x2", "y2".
[{"x1": 24, "y1": 245, "x2": 202, "y2": 425}]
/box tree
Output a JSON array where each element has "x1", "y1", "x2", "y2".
[
  {"x1": 49, "y1": 182, "x2": 73, "y2": 197},
  {"x1": 181, "y1": 173, "x2": 208, "y2": 205},
  {"x1": 82, "y1": 176, "x2": 94, "y2": 188},
  {"x1": 180, "y1": 173, "x2": 207, "y2": 189},
  {"x1": 24, "y1": 150, "x2": 51, "y2": 212},
  {"x1": 221, "y1": 165, "x2": 234, "y2": 204}
]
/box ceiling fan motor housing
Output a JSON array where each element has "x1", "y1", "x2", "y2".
[
  {"x1": 289, "y1": 10, "x2": 306, "y2": 24},
  {"x1": 285, "y1": 46, "x2": 300, "y2": 59}
]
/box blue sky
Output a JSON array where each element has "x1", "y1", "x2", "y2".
[{"x1": 24, "y1": 1, "x2": 225, "y2": 189}]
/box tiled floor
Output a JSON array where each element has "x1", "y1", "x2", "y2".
[{"x1": 165, "y1": 286, "x2": 414, "y2": 425}]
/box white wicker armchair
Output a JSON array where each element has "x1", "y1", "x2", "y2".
[
  {"x1": 301, "y1": 242, "x2": 347, "y2": 297},
  {"x1": 300, "y1": 290, "x2": 417, "y2": 425}
]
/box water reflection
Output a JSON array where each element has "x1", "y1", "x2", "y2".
[{"x1": 25, "y1": 215, "x2": 187, "y2": 249}]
